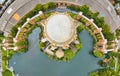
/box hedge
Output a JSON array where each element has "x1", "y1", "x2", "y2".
[{"x1": 77, "y1": 24, "x2": 85, "y2": 33}]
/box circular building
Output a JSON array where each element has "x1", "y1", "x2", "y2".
[{"x1": 42, "y1": 12, "x2": 77, "y2": 48}]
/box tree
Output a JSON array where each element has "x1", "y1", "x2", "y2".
[
  {"x1": 80, "y1": 5, "x2": 89, "y2": 15},
  {"x1": 115, "y1": 0, "x2": 120, "y2": 3},
  {"x1": 105, "y1": 51, "x2": 114, "y2": 59},
  {"x1": 98, "y1": 68, "x2": 116, "y2": 76},
  {"x1": 92, "y1": 12, "x2": 99, "y2": 18},
  {"x1": 67, "y1": 4, "x2": 80, "y2": 12},
  {"x1": 89, "y1": 71, "x2": 99, "y2": 76},
  {"x1": 34, "y1": 4, "x2": 43, "y2": 12},
  {"x1": 98, "y1": 60, "x2": 107, "y2": 67},
  {"x1": 116, "y1": 29, "x2": 120, "y2": 36},
  {"x1": 104, "y1": 32, "x2": 115, "y2": 41},
  {"x1": 101, "y1": 24, "x2": 110, "y2": 34},
  {"x1": 43, "y1": 2, "x2": 56, "y2": 11},
  {"x1": 89, "y1": 68, "x2": 116, "y2": 76},
  {"x1": 64, "y1": 49, "x2": 74, "y2": 61}
]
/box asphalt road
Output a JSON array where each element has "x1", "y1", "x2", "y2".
[{"x1": 0, "y1": 0, "x2": 120, "y2": 36}]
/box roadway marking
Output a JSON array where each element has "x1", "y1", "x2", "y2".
[
  {"x1": 7, "y1": 8, "x2": 13, "y2": 14},
  {"x1": 12, "y1": 13, "x2": 20, "y2": 21}
]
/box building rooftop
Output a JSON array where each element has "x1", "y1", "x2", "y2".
[
  {"x1": 46, "y1": 13, "x2": 74, "y2": 43},
  {"x1": 43, "y1": 13, "x2": 77, "y2": 47}
]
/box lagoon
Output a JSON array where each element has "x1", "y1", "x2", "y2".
[{"x1": 9, "y1": 28, "x2": 101, "y2": 76}]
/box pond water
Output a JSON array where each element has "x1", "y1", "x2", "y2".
[{"x1": 9, "y1": 27, "x2": 101, "y2": 76}]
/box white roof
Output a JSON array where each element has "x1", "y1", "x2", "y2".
[
  {"x1": 55, "y1": 49, "x2": 64, "y2": 58},
  {"x1": 46, "y1": 14, "x2": 74, "y2": 43}
]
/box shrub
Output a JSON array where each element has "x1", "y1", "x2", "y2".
[
  {"x1": 107, "y1": 45, "x2": 113, "y2": 49},
  {"x1": 79, "y1": 17, "x2": 87, "y2": 24},
  {"x1": 17, "y1": 48, "x2": 28, "y2": 54},
  {"x1": 116, "y1": 29, "x2": 120, "y2": 36},
  {"x1": 63, "y1": 49, "x2": 74, "y2": 61},
  {"x1": 109, "y1": 59, "x2": 115, "y2": 67},
  {"x1": 93, "y1": 50, "x2": 104, "y2": 58},
  {"x1": 67, "y1": 4, "x2": 80, "y2": 12},
  {"x1": 43, "y1": 2, "x2": 57, "y2": 11},
  {"x1": 77, "y1": 25, "x2": 85, "y2": 32},
  {"x1": 0, "y1": 33, "x2": 4, "y2": 43},
  {"x1": 74, "y1": 44, "x2": 82, "y2": 50},
  {"x1": 98, "y1": 60, "x2": 108, "y2": 67},
  {"x1": 118, "y1": 48, "x2": 120, "y2": 52},
  {"x1": 89, "y1": 71, "x2": 99, "y2": 76},
  {"x1": 10, "y1": 26, "x2": 18, "y2": 37},
  {"x1": 68, "y1": 12, "x2": 77, "y2": 18},
  {"x1": 104, "y1": 32, "x2": 115, "y2": 41},
  {"x1": 33, "y1": 4, "x2": 43, "y2": 12},
  {"x1": 39, "y1": 42, "x2": 46, "y2": 50},
  {"x1": 2, "y1": 69, "x2": 13, "y2": 76},
  {"x1": 7, "y1": 50, "x2": 16, "y2": 59},
  {"x1": 1, "y1": 49, "x2": 8, "y2": 72},
  {"x1": 89, "y1": 68, "x2": 116, "y2": 76},
  {"x1": 44, "y1": 12, "x2": 52, "y2": 17},
  {"x1": 105, "y1": 51, "x2": 114, "y2": 59},
  {"x1": 79, "y1": 5, "x2": 90, "y2": 15},
  {"x1": 32, "y1": 16, "x2": 41, "y2": 23},
  {"x1": 15, "y1": 39, "x2": 28, "y2": 46}
]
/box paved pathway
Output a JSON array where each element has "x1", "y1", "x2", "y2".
[{"x1": 0, "y1": 0, "x2": 120, "y2": 36}]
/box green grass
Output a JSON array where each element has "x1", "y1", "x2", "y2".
[
  {"x1": 93, "y1": 50, "x2": 104, "y2": 58},
  {"x1": 2, "y1": 69, "x2": 13, "y2": 76},
  {"x1": 15, "y1": 39, "x2": 28, "y2": 46}
]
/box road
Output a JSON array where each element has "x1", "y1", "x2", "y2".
[{"x1": 0, "y1": 0, "x2": 120, "y2": 36}]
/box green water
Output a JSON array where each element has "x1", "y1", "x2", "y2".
[{"x1": 9, "y1": 28, "x2": 101, "y2": 76}]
